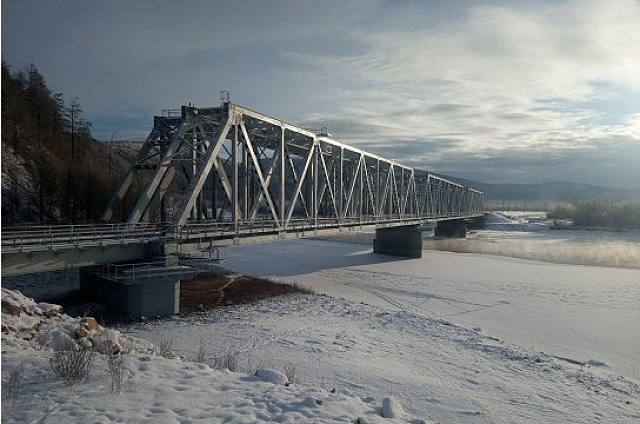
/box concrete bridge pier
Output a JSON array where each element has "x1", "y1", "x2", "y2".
[
  {"x1": 435, "y1": 219, "x2": 467, "y2": 238},
  {"x1": 373, "y1": 224, "x2": 423, "y2": 258},
  {"x1": 80, "y1": 269, "x2": 180, "y2": 319},
  {"x1": 79, "y1": 247, "x2": 181, "y2": 318},
  {"x1": 466, "y1": 214, "x2": 487, "y2": 230}
]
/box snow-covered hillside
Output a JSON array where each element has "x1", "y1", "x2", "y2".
[{"x1": 1, "y1": 289, "x2": 422, "y2": 423}]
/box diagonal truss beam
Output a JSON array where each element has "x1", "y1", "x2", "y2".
[
  {"x1": 343, "y1": 154, "x2": 363, "y2": 218},
  {"x1": 285, "y1": 141, "x2": 316, "y2": 226},
  {"x1": 240, "y1": 122, "x2": 280, "y2": 226},
  {"x1": 174, "y1": 114, "x2": 234, "y2": 225},
  {"x1": 128, "y1": 125, "x2": 190, "y2": 223}
]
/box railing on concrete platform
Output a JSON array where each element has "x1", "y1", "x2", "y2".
[{"x1": 90, "y1": 254, "x2": 226, "y2": 284}]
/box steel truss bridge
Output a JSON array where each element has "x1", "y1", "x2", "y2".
[{"x1": 2, "y1": 101, "x2": 484, "y2": 277}]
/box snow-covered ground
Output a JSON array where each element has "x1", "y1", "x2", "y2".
[
  {"x1": 128, "y1": 292, "x2": 639, "y2": 423},
  {"x1": 3, "y1": 215, "x2": 640, "y2": 423},
  {"x1": 122, "y1": 227, "x2": 640, "y2": 423},
  {"x1": 2, "y1": 289, "x2": 406, "y2": 423}
]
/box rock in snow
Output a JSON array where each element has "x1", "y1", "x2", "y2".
[
  {"x1": 2, "y1": 298, "x2": 22, "y2": 316},
  {"x1": 381, "y1": 396, "x2": 405, "y2": 418},
  {"x1": 255, "y1": 368, "x2": 289, "y2": 385},
  {"x1": 38, "y1": 302, "x2": 63, "y2": 316}
]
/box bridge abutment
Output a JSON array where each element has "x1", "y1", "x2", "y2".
[
  {"x1": 373, "y1": 225, "x2": 423, "y2": 258},
  {"x1": 79, "y1": 266, "x2": 180, "y2": 319},
  {"x1": 435, "y1": 219, "x2": 467, "y2": 238}
]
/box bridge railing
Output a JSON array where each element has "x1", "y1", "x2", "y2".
[
  {"x1": 1, "y1": 222, "x2": 164, "y2": 253},
  {"x1": 169, "y1": 213, "x2": 479, "y2": 241},
  {"x1": 1, "y1": 211, "x2": 485, "y2": 253},
  {"x1": 91, "y1": 256, "x2": 225, "y2": 283}
]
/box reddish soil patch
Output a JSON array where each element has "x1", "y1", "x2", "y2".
[{"x1": 180, "y1": 275, "x2": 310, "y2": 313}]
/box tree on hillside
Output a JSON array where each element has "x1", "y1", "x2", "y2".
[{"x1": 1, "y1": 61, "x2": 136, "y2": 225}]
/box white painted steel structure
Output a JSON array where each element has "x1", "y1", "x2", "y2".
[
  {"x1": 1, "y1": 101, "x2": 484, "y2": 277},
  {"x1": 102, "y1": 102, "x2": 484, "y2": 230}
]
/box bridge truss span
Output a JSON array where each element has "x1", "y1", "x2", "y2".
[{"x1": 103, "y1": 102, "x2": 484, "y2": 231}]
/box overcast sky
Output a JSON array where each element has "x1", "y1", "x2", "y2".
[{"x1": 3, "y1": 0, "x2": 640, "y2": 189}]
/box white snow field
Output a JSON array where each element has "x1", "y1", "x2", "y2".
[
  {"x1": 120, "y1": 232, "x2": 640, "y2": 423},
  {"x1": 1, "y1": 289, "x2": 402, "y2": 424},
  {"x1": 128, "y1": 291, "x2": 640, "y2": 424},
  {"x1": 3, "y1": 218, "x2": 639, "y2": 423},
  {"x1": 220, "y1": 238, "x2": 640, "y2": 381}
]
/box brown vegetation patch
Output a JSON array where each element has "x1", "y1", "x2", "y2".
[{"x1": 180, "y1": 275, "x2": 311, "y2": 313}]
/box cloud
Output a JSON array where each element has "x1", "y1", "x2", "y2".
[
  {"x1": 287, "y1": 0, "x2": 640, "y2": 188},
  {"x1": 3, "y1": 0, "x2": 639, "y2": 189}
]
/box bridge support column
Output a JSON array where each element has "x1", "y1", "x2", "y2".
[
  {"x1": 466, "y1": 214, "x2": 487, "y2": 230},
  {"x1": 373, "y1": 224, "x2": 422, "y2": 258},
  {"x1": 79, "y1": 268, "x2": 180, "y2": 318},
  {"x1": 435, "y1": 219, "x2": 467, "y2": 238}
]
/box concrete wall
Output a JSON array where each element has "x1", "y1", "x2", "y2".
[
  {"x1": 466, "y1": 214, "x2": 487, "y2": 230},
  {"x1": 373, "y1": 225, "x2": 422, "y2": 258},
  {"x1": 435, "y1": 219, "x2": 467, "y2": 238},
  {"x1": 80, "y1": 270, "x2": 179, "y2": 318}
]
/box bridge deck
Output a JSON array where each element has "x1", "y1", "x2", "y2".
[{"x1": 2, "y1": 214, "x2": 482, "y2": 255}]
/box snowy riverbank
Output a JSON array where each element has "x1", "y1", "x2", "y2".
[
  {"x1": 1, "y1": 288, "x2": 418, "y2": 423},
  {"x1": 126, "y1": 291, "x2": 639, "y2": 423}
]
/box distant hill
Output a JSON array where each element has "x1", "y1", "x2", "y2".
[{"x1": 432, "y1": 173, "x2": 640, "y2": 203}]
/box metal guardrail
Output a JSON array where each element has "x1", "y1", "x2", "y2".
[
  {"x1": 1, "y1": 223, "x2": 164, "y2": 253},
  {"x1": 90, "y1": 255, "x2": 226, "y2": 284}
]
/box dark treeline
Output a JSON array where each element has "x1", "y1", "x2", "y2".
[
  {"x1": 548, "y1": 199, "x2": 640, "y2": 229},
  {"x1": 1, "y1": 61, "x2": 133, "y2": 226}
]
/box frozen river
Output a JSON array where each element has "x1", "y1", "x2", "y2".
[{"x1": 222, "y1": 231, "x2": 640, "y2": 382}]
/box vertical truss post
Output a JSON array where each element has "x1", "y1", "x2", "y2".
[
  {"x1": 376, "y1": 159, "x2": 380, "y2": 222},
  {"x1": 232, "y1": 122, "x2": 239, "y2": 233},
  {"x1": 339, "y1": 147, "x2": 344, "y2": 224},
  {"x1": 280, "y1": 127, "x2": 286, "y2": 228},
  {"x1": 243, "y1": 133, "x2": 248, "y2": 221},
  {"x1": 313, "y1": 142, "x2": 319, "y2": 226}
]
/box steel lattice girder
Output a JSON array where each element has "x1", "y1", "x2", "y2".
[{"x1": 101, "y1": 102, "x2": 484, "y2": 228}]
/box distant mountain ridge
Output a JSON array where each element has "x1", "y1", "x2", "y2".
[{"x1": 432, "y1": 173, "x2": 640, "y2": 202}]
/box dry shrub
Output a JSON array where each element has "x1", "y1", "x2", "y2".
[
  {"x1": 156, "y1": 334, "x2": 174, "y2": 358},
  {"x1": 105, "y1": 351, "x2": 123, "y2": 395},
  {"x1": 192, "y1": 340, "x2": 208, "y2": 364},
  {"x1": 5, "y1": 364, "x2": 23, "y2": 405},
  {"x1": 213, "y1": 351, "x2": 239, "y2": 372},
  {"x1": 50, "y1": 337, "x2": 95, "y2": 386},
  {"x1": 244, "y1": 357, "x2": 263, "y2": 376},
  {"x1": 180, "y1": 275, "x2": 313, "y2": 313},
  {"x1": 284, "y1": 364, "x2": 298, "y2": 384}
]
